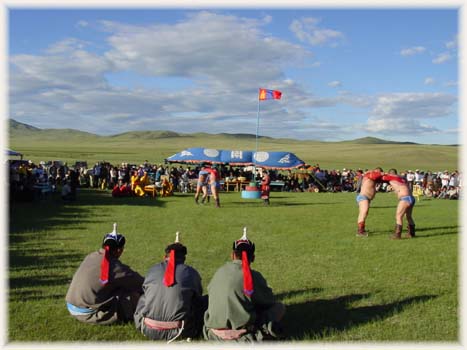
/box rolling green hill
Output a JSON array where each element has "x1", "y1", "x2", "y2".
[
  {"x1": 8, "y1": 119, "x2": 458, "y2": 171},
  {"x1": 339, "y1": 136, "x2": 418, "y2": 145}
]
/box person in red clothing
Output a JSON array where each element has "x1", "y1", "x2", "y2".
[
  {"x1": 260, "y1": 170, "x2": 271, "y2": 205},
  {"x1": 382, "y1": 169, "x2": 416, "y2": 239},
  {"x1": 355, "y1": 167, "x2": 384, "y2": 237},
  {"x1": 206, "y1": 164, "x2": 221, "y2": 208}
]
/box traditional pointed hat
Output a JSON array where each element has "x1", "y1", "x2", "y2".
[
  {"x1": 233, "y1": 227, "x2": 255, "y2": 297},
  {"x1": 163, "y1": 232, "x2": 187, "y2": 287},
  {"x1": 100, "y1": 223, "x2": 125, "y2": 285}
]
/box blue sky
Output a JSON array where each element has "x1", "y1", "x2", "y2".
[{"x1": 7, "y1": 6, "x2": 460, "y2": 144}]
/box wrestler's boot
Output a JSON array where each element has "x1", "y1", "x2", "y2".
[
  {"x1": 406, "y1": 224, "x2": 416, "y2": 238},
  {"x1": 356, "y1": 222, "x2": 367, "y2": 237},
  {"x1": 391, "y1": 224, "x2": 402, "y2": 240}
]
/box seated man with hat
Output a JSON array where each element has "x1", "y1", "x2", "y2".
[
  {"x1": 65, "y1": 223, "x2": 144, "y2": 324},
  {"x1": 203, "y1": 228, "x2": 286, "y2": 342},
  {"x1": 134, "y1": 232, "x2": 207, "y2": 343}
]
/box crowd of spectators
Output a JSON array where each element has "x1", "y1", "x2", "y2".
[{"x1": 7, "y1": 159, "x2": 462, "y2": 202}]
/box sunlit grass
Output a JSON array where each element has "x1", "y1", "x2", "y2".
[{"x1": 8, "y1": 188, "x2": 459, "y2": 342}]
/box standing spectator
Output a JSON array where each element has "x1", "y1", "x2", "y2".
[
  {"x1": 110, "y1": 166, "x2": 118, "y2": 188},
  {"x1": 414, "y1": 169, "x2": 424, "y2": 187},
  {"x1": 260, "y1": 170, "x2": 271, "y2": 205},
  {"x1": 68, "y1": 169, "x2": 79, "y2": 200},
  {"x1": 406, "y1": 170, "x2": 415, "y2": 192},
  {"x1": 449, "y1": 171, "x2": 459, "y2": 189},
  {"x1": 92, "y1": 163, "x2": 101, "y2": 189},
  {"x1": 441, "y1": 170, "x2": 450, "y2": 190}
]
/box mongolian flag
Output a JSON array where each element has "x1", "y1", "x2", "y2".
[{"x1": 259, "y1": 88, "x2": 282, "y2": 101}]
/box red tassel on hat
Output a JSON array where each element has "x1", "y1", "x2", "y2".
[
  {"x1": 163, "y1": 249, "x2": 176, "y2": 287},
  {"x1": 242, "y1": 251, "x2": 254, "y2": 296},
  {"x1": 100, "y1": 245, "x2": 110, "y2": 285}
]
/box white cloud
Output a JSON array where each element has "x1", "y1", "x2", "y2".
[
  {"x1": 9, "y1": 12, "x2": 317, "y2": 136},
  {"x1": 328, "y1": 80, "x2": 342, "y2": 88},
  {"x1": 445, "y1": 35, "x2": 457, "y2": 50},
  {"x1": 289, "y1": 17, "x2": 343, "y2": 46},
  {"x1": 400, "y1": 46, "x2": 426, "y2": 56},
  {"x1": 8, "y1": 11, "x2": 458, "y2": 144},
  {"x1": 77, "y1": 20, "x2": 88, "y2": 28},
  {"x1": 444, "y1": 81, "x2": 458, "y2": 87},
  {"x1": 424, "y1": 77, "x2": 435, "y2": 85},
  {"x1": 103, "y1": 12, "x2": 310, "y2": 89},
  {"x1": 432, "y1": 52, "x2": 452, "y2": 64},
  {"x1": 364, "y1": 92, "x2": 457, "y2": 135}
]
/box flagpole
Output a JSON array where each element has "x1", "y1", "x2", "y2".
[{"x1": 254, "y1": 91, "x2": 261, "y2": 182}]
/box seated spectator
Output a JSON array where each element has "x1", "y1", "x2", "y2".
[
  {"x1": 134, "y1": 233, "x2": 207, "y2": 342},
  {"x1": 140, "y1": 171, "x2": 150, "y2": 187},
  {"x1": 61, "y1": 181, "x2": 74, "y2": 201},
  {"x1": 160, "y1": 177, "x2": 174, "y2": 197},
  {"x1": 131, "y1": 171, "x2": 145, "y2": 196},
  {"x1": 203, "y1": 228, "x2": 286, "y2": 342},
  {"x1": 66, "y1": 223, "x2": 144, "y2": 324},
  {"x1": 447, "y1": 186, "x2": 459, "y2": 200}
]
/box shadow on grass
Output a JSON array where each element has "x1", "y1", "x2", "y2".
[
  {"x1": 283, "y1": 293, "x2": 437, "y2": 340},
  {"x1": 230, "y1": 201, "x2": 339, "y2": 207},
  {"x1": 369, "y1": 224, "x2": 459, "y2": 238},
  {"x1": 72, "y1": 188, "x2": 166, "y2": 207},
  {"x1": 8, "y1": 188, "x2": 164, "y2": 305},
  {"x1": 9, "y1": 289, "x2": 65, "y2": 302},
  {"x1": 10, "y1": 275, "x2": 71, "y2": 289},
  {"x1": 276, "y1": 288, "x2": 324, "y2": 301}
]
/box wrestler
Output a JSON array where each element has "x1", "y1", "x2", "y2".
[
  {"x1": 382, "y1": 169, "x2": 416, "y2": 239},
  {"x1": 356, "y1": 167, "x2": 384, "y2": 237},
  {"x1": 206, "y1": 164, "x2": 221, "y2": 208},
  {"x1": 194, "y1": 163, "x2": 209, "y2": 205}
]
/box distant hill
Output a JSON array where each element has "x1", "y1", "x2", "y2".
[
  {"x1": 8, "y1": 118, "x2": 428, "y2": 145},
  {"x1": 110, "y1": 130, "x2": 184, "y2": 139},
  {"x1": 9, "y1": 119, "x2": 41, "y2": 132},
  {"x1": 8, "y1": 119, "x2": 457, "y2": 171},
  {"x1": 340, "y1": 136, "x2": 418, "y2": 145},
  {"x1": 8, "y1": 119, "x2": 101, "y2": 139}
]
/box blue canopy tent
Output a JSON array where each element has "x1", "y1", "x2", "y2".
[
  {"x1": 166, "y1": 148, "x2": 305, "y2": 170},
  {"x1": 252, "y1": 151, "x2": 305, "y2": 170},
  {"x1": 165, "y1": 148, "x2": 223, "y2": 164},
  {"x1": 6, "y1": 149, "x2": 23, "y2": 159}
]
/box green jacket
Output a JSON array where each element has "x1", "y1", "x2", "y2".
[{"x1": 204, "y1": 259, "x2": 275, "y2": 330}]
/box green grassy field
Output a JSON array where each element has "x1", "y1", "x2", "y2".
[
  {"x1": 8, "y1": 188, "x2": 459, "y2": 343},
  {"x1": 7, "y1": 126, "x2": 460, "y2": 344}
]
